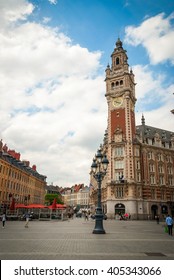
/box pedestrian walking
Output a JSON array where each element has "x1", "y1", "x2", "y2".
[
  {"x1": 25, "y1": 212, "x2": 30, "y2": 228},
  {"x1": 84, "y1": 211, "x2": 89, "y2": 221},
  {"x1": 165, "y1": 214, "x2": 173, "y2": 236},
  {"x1": 156, "y1": 215, "x2": 159, "y2": 224},
  {"x1": 2, "y1": 212, "x2": 6, "y2": 228}
]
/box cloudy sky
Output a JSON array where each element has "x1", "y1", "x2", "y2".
[{"x1": 0, "y1": 0, "x2": 173, "y2": 187}]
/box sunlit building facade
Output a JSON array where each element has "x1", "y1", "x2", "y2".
[
  {"x1": 90, "y1": 39, "x2": 174, "y2": 219},
  {"x1": 0, "y1": 140, "x2": 47, "y2": 209}
]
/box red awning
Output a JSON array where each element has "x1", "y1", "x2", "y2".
[
  {"x1": 51, "y1": 198, "x2": 57, "y2": 209},
  {"x1": 10, "y1": 198, "x2": 15, "y2": 210},
  {"x1": 15, "y1": 203, "x2": 28, "y2": 208},
  {"x1": 56, "y1": 204, "x2": 66, "y2": 208},
  {"x1": 47, "y1": 203, "x2": 66, "y2": 209},
  {"x1": 26, "y1": 204, "x2": 46, "y2": 208}
]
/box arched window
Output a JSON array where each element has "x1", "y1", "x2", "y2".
[
  {"x1": 116, "y1": 81, "x2": 119, "y2": 86},
  {"x1": 116, "y1": 57, "x2": 119, "y2": 65},
  {"x1": 111, "y1": 82, "x2": 114, "y2": 89},
  {"x1": 120, "y1": 80, "x2": 123, "y2": 85}
]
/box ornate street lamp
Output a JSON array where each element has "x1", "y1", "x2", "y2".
[{"x1": 91, "y1": 148, "x2": 109, "y2": 234}]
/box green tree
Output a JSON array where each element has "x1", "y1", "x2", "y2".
[{"x1": 44, "y1": 193, "x2": 63, "y2": 205}]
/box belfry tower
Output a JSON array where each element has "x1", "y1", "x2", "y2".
[
  {"x1": 90, "y1": 38, "x2": 174, "y2": 220},
  {"x1": 104, "y1": 38, "x2": 138, "y2": 218}
]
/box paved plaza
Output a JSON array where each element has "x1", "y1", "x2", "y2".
[{"x1": 0, "y1": 218, "x2": 173, "y2": 260}]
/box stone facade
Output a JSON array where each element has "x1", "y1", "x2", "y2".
[
  {"x1": 0, "y1": 141, "x2": 47, "y2": 207},
  {"x1": 90, "y1": 38, "x2": 174, "y2": 220}
]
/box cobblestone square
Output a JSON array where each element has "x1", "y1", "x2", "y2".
[{"x1": 0, "y1": 218, "x2": 173, "y2": 260}]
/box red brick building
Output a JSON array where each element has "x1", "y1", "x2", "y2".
[{"x1": 90, "y1": 38, "x2": 174, "y2": 219}]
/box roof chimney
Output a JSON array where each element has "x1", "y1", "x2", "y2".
[{"x1": 32, "y1": 165, "x2": 36, "y2": 171}]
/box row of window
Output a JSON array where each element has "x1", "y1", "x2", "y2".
[
  {"x1": 0, "y1": 191, "x2": 42, "y2": 204},
  {"x1": 145, "y1": 138, "x2": 174, "y2": 149},
  {"x1": 111, "y1": 80, "x2": 123, "y2": 89},
  {"x1": 149, "y1": 174, "x2": 173, "y2": 185},
  {"x1": 115, "y1": 147, "x2": 141, "y2": 157},
  {"x1": 0, "y1": 164, "x2": 36, "y2": 185},
  {"x1": 149, "y1": 163, "x2": 173, "y2": 174},
  {"x1": 115, "y1": 161, "x2": 173, "y2": 172},
  {"x1": 148, "y1": 152, "x2": 172, "y2": 162},
  {"x1": 114, "y1": 170, "x2": 173, "y2": 185},
  {"x1": 114, "y1": 186, "x2": 174, "y2": 199},
  {"x1": 0, "y1": 176, "x2": 43, "y2": 191},
  {"x1": 115, "y1": 149, "x2": 173, "y2": 162}
]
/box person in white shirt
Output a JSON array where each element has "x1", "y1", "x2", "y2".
[{"x1": 2, "y1": 213, "x2": 6, "y2": 228}]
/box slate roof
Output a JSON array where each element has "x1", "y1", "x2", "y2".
[{"x1": 136, "y1": 124, "x2": 174, "y2": 141}]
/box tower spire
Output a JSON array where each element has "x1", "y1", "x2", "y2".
[
  {"x1": 115, "y1": 37, "x2": 123, "y2": 49},
  {"x1": 141, "y1": 114, "x2": 145, "y2": 125}
]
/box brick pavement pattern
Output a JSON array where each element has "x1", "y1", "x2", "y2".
[{"x1": 0, "y1": 218, "x2": 173, "y2": 260}]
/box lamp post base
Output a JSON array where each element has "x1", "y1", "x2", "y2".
[
  {"x1": 93, "y1": 228, "x2": 106, "y2": 234},
  {"x1": 92, "y1": 213, "x2": 106, "y2": 234}
]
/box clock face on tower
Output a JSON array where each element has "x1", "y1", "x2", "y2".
[{"x1": 113, "y1": 97, "x2": 123, "y2": 107}]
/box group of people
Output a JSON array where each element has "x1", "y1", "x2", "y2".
[
  {"x1": 1, "y1": 212, "x2": 30, "y2": 228},
  {"x1": 1, "y1": 211, "x2": 174, "y2": 235}
]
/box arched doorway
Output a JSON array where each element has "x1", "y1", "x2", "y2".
[
  {"x1": 151, "y1": 205, "x2": 158, "y2": 219},
  {"x1": 115, "y1": 203, "x2": 125, "y2": 215}
]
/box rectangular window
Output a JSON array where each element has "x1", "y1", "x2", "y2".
[
  {"x1": 148, "y1": 151, "x2": 153, "y2": 159},
  {"x1": 158, "y1": 164, "x2": 163, "y2": 173},
  {"x1": 136, "y1": 161, "x2": 140, "y2": 169},
  {"x1": 157, "y1": 153, "x2": 163, "y2": 161},
  {"x1": 137, "y1": 172, "x2": 141, "y2": 182},
  {"x1": 115, "y1": 187, "x2": 124, "y2": 198},
  {"x1": 150, "y1": 174, "x2": 155, "y2": 185},
  {"x1": 159, "y1": 175, "x2": 164, "y2": 185},
  {"x1": 115, "y1": 160, "x2": 124, "y2": 169},
  {"x1": 168, "y1": 177, "x2": 173, "y2": 186},
  {"x1": 149, "y1": 163, "x2": 155, "y2": 172},
  {"x1": 135, "y1": 147, "x2": 140, "y2": 156},
  {"x1": 166, "y1": 156, "x2": 172, "y2": 163},
  {"x1": 115, "y1": 171, "x2": 124, "y2": 181},
  {"x1": 115, "y1": 147, "x2": 124, "y2": 156},
  {"x1": 167, "y1": 166, "x2": 173, "y2": 174},
  {"x1": 151, "y1": 188, "x2": 156, "y2": 199}
]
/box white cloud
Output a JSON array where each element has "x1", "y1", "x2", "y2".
[
  {"x1": 0, "y1": 0, "x2": 106, "y2": 187},
  {"x1": 48, "y1": 0, "x2": 57, "y2": 5},
  {"x1": 125, "y1": 12, "x2": 174, "y2": 65},
  {"x1": 0, "y1": 0, "x2": 34, "y2": 29},
  {"x1": 125, "y1": 12, "x2": 174, "y2": 131},
  {"x1": 43, "y1": 17, "x2": 51, "y2": 24},
  {"x1": 133, "y1": 65, "x2": 174, "y2": 131},
  {"x1": 133, "y1": 64, "x2": 165, "y2": 101},
  {"x1": 1, "y1": 2, "x2": 173, "y2": 188}
]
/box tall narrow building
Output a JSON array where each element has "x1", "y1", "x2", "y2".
[{"x1": 90, "y1": 38, "x2": 174, "y2": 219}]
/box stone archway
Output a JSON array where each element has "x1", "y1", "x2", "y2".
[
  {"x1": 115, "y1": 203, "x2": 125, "y2": 215},
  {"x1": 151, "y1": 204, "x2": 158, "y2": 219}
]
